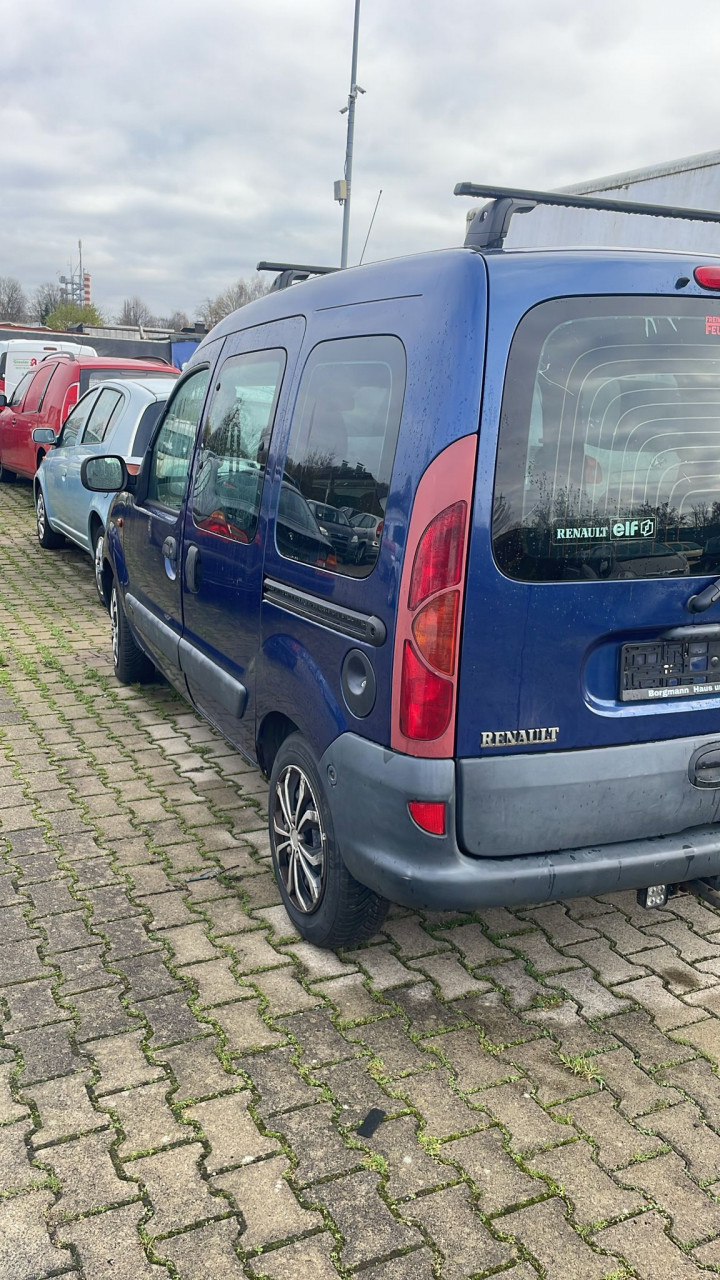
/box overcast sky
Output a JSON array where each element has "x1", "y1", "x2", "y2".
[{"x1": 4, "y1": 0, "x2": 720, "y2": 321}]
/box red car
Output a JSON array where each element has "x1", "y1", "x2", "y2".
[{"x1": 0, "y1": 353, "x2": 179, "y2": 482}]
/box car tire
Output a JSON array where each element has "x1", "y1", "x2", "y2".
[
  {"x1": 110, "y1": 581, "x2": 155, "y2": 685},
  {"x1": 35, "y1": 488, "x2": 65, "y2": 549},
  {"x1": 92, "y1": 527, "x2": 107, "y2": 606},
  {"x1": 0, "y1": 458, "x2": 16, "y2": 483},
  {"x1": 268, "y1": 732, "x2": 388, "y2": 949},
  {"x1": 353, "y1": 542, "x2": 366, "y2": 565}
]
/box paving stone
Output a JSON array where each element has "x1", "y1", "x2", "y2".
[
  {"x1": 314, "y1": 1169, "x2": 422, "y2": 1268},
  {"x1": 186, "y1": 1089, "x2": 279, "y2": 1172},
  {"x1": 249, "y1": 965, "x2": 320, "y2": 1015},
  {"x1": 594, "y1": 1045, "x2": 681, "y2": 1117},
  {"x1": 226, "y1": 928, "x2": 292, "y2": 972},
  {"x1": 428, "y1": 1026, "x2": 517, "y2": 1092},
  {"x1": 660, "y1": 1056, "x2": 720, "y2": 1128},
  {"x1": 408, "y1": 951, "x2": 492, "y2": 1000},
  {"x1": 121, "y1": 951, "x2": 182, "y2": 1001},
  {"x1": 618, "y1": 1149, "x2": 720, "y2": 1244},
  {"x1": 0, "y1": 1191, "x2": 73, "y2": 1280},
  {"x1": 73, "y1": 982, "x2": 142, "y2": 1041},
  {"x1": 508, "y1": 1040, "x2": 600, "y2": 1106},
  {"x1": 102, "y1": 916, "x2": 161, "y2": 961},
  {"x1": 181, "y1": 956, "x2": 249, "y2": 1007},
  {"x1": 158, "y1": 1218, "x2": 245, "y2": 1279},
  {"x1": 203, "y1": 895, "x2": 256, "y2": 937},
  {"x1": 104, "y1": 1078, "x2": 190, "y2": 1157},
  {"x1": 344, "y1": 1017, "x2": 437, "y2": 1078},
  {"x1": 670, "y1": 1016, "x2": 720, "y2": 1065},
  {"x1": 211, "y1": 999, "x2": 284, "y2": 1053},
  {"x1": 10, "y1": 1023, "x2": 81, "y2": 1084},
  {"x1": 28, "y1": 1071, "x2": 108, "y2": 1146},
  {"x1": 2, "y1": 976, "x2": 69, "y2": 1030},
  {"x1": 241, "y1": 1044, "x2": 321, "y2": 1117},
  {"x1": 523, "y1": 1000, "x2": 617, "y2": 1056},
  {"x1": 280, "y1": 939, "x2": 356, "y2": 979},
  {"x1": 45, "y1": 1131, "x2": 139, "y2": 1220},
  {"x1": 565, "y1": 937, "x2": 645, "y2": 986},
  {"x1": 2, "y1": 937, "x2": 48, "y2": 980},
  {"x1": 245, "y1": 1233, "x2": 340, "y2": 1280},
  {"x1": 273, "y1": 1102, "x2": 361, "y2": 1184},
  {"x1": 479, "y1": 957, "x2": 549, "y2": 1010},
  {"x1": 314, "y1": 971, "x2": 384, "y2": 1022},
  {"x1": 25, "y1": 877, "x2": 81, "y2": 916},
  {"x1": 444, "y1": 1125, "x2": 538, "y2": 1212},
  {"x1": 521, "y1": 903, "x2": 600, "y2": 946},
  {"x1": 82, "y1": 884, "x2": 138, "y2": 923},
  {"x1": 346, "y1": 943, "x2": 421, "y2": 991},
  {"x1": 560, "y1": 1090, "x2": 664, "y2": 1170},
  {"x1": 532, "y1": 1139, "x2": 644, "y2": 1226},
  {"x1": 592, "y1": 910, "x2": 658, "y2": 955},
  {"x1": 402, "y1": 1182, "x2": 515, "y2": 1278},
  {"x1": 0, "y1": 1061, "x2": 29, "y2": 1123},
  {"x1": 631, "y1": 945, "x2": 718, "y2": 995},
  {"x1": 502, "y1": 1196, "x2": 614, "y2": 1279},
  {"x1": 139, "y1": 992, "x2": 211, "y2": 1047},
  {"x1": 314, "y1": 1056, "x2": 396, "y2": 1127},
  {"x1": 604, "y1": 1010, "x2": 698, "y2": 1067},
  {"x1": 442, "y1": 920, "x2": 514, "y2": 966},
  {"x1": 479, "y1": 1080, "x2": 568, "y2": 1152},
  {"x1": 358, "y1": 1251, "x2": 437, "y2": 1280},
  {"x1": 133, "y1": 1143, "x2": 227, "y2": 1236},
  {"x1": 663, "y1": 894, "x2": 720, "y2": 934},
  {"x1": 363, "y1": 1113, "x2": 449, "y2": 1198},
  {"x1": 0, "y1": 1121, "x2": 39, "y2": 1192},
  {"x1": 156, "y1": 920, "x2": 216, "y2": 964},
  {"x1": 546, "y1": 966, "x2": 632, "y2": 1018},
  {"x1": 644, "y1": 1099, "x2": 720, "y2": 1182},
  {"x1": 56, "y1": 943, "x2": 114, "y2": 994},
  {"x1": 126, "y1": 863, "x2": 176, "y2": 897},
  {"x1": 382, "y1": 915, "x2": 450, "y2": 958},
  {"x1": 42, "y1": 912, "x2": 98, "y2": 956},
  {"x1": 54, "y1": 1201, "x2": 163, "y2": 1279},
  {"x1": 89, "y1": 1029, "x2": 165, "y2": 1095},
  {"x1": 616, "y1": 976, "x2": 706, "y2": 1030},
  {"x1": 216, "y1": 1154, "x2": 322, "y2": 1248},
  {"x1": 595, "y1": 1209, "x2": 711, "y2": 1279},
  {"x1": 69, "y1": 856, "x2": 118, "y2": 889},
  {"x1": 280, "y1": 1008, "x2": 358, "y2": 1065},
  {"x1": 0, "y1": 904, "x2": 42, "y2": 944},
  {"x1": 394, "y1": 1065, "x2": 488, "y2": 1139},
  {"x1": 157, "y1": 1036, "x2": 236, "y2": 1102},
  {"x1": 461, "y1": 990, "x2": 541, "y2": 1047},
  {"x1": 391, "y1": 981, "x2": 465, "y2": 1035}
]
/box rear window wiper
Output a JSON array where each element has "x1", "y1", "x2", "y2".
[{"x1": 688, "y1": 579, "x2": 720, "y2": 613}]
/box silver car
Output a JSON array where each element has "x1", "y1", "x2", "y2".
[{"x1": 33, "y1": 376, "x2": 177, "y2": 601}]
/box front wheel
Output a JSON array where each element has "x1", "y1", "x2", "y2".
[
  {"x1": 269, "y1": 733, "x2": 388, "y2": 949},
  {"x1": 36, "y1": 488, "x2": 65, "y2": 549},
  {"x1": 110, "y1": 581, "x2": 155, "y2": 685},
  {"x1": 92, "y1": 528, "x2": 107, "y2": 605}
]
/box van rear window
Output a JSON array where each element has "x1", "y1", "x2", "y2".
[{"x1": 492, "y1": 297, "x2": 720, "y2": 582}]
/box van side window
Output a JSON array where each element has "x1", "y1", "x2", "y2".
[
  {"x1": 191, "y1": 350, "x2": 286, "y2": 543},
  {"x1": 146, "y1": 368, "x2": 210, "y2": 510},
  {"x1": 24, "y1": 365, "x2": 56, "y2": 413},
  {"x1": 9, "y1": 370, "x2": 38, "y2": 409},
  {"x1": 280, "y1": 335, "x2": 406, "y2": 576}
]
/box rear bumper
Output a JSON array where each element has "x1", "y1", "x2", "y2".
[{"x1": 319, "y1": 733, "x2": 720, "y2": 911}]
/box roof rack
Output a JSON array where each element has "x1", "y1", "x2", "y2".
[
  {"x1": 257, "y1": 261, "x2": 339, "y2": 292},
  {"x1": 455, "y1": 181, "x2": 720, "y2": 250}
]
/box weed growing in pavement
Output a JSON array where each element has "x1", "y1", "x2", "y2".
[{"x1": 557, "y1": 1052, "x2": 605, "y2": 1083}]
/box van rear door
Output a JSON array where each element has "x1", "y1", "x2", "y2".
[{"x1": 457, "y1": 261, "x2": 720, "y2": 856}]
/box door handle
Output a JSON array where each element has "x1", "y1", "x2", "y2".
[
  {"x1": 162, "y1": 535, "x2": 177, "y2": 563},
  {"x1": 185, "y1": 543, "x2": 202, "y2": 593}
]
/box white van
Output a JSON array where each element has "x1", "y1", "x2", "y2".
[{"x1": 0, "y1": 339, "x2": 97, "y2": 397}]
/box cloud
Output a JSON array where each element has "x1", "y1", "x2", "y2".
[{"x1": 2, "y1": 0, "x2": 720, "y2": 318}]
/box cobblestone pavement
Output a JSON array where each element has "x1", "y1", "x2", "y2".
[{"x1": 5, "y1": 483, "x2": 720, "y2": 1279}]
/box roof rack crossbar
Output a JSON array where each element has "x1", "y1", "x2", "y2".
[
  {"x1": 455, "y1": 181, "x2": 720, "y2": 250},
  {"x1": 257, "y1": 261, "x2": 339, "y2": 292}
]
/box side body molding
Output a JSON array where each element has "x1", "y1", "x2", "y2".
[
  {"x1": 125, "y1": 594, "x2": 180, "y2": 666},
  {"x1": 178, "y1": 639, "x2": 248, "y2": 719}
]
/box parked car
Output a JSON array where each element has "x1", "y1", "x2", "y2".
[
  {"x1": 348, "y1": 511, "x2": 384, "y2": 564},
  {"x1": 306, "y1": 500, "x2": 359, "y2": 560},
  {"x1": 0, "y1": 353, "x2": 178, "y2": 482},
  {"x1": 33, "y1": 377, "x2": 177, "y2": 601},
  {"x1": 0, "y1": 338, "x2": 96, "y2": 397},
  {"x1": 666, "y1": 540, "x2": 703, "y2": 564},
  {"x1": 83, "y1": 184, "x2": 720, "y2": 948}
]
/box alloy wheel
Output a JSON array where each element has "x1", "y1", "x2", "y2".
[
  {"x1": 272, "y1": 764, "x2": 326, "y2": 913},
  {"x1": 94, "y1": 533, "x2": 104, "y2": 598},
  {"x1": 36, "y1": 493, "x2": 46, "y2": 541},
  {"x1": 110, "y1": 588, "x2": 120, "y2": 668}
]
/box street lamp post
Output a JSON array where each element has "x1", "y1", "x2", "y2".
[{"x1": 338, "y1": 0, "x2": 364, "y2": 269}]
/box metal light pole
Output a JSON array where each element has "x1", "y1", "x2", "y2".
[{"x1": 339, "y1": 0, "x2": 364, "y2": 268}]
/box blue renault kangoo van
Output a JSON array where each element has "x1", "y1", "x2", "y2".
[{"x1": 85, "y1": 185, "x2": 720, "y2": 946}]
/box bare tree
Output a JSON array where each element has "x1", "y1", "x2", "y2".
[
  {"x1": 198, "y1": 275, "x2": 268, "y2": 329},
  {"x1": 0, "y1": 277, "x2": 29, "y2": 322},
  {"x1": 117, "y1": 296, "x2": 155, "y2": 327},
  {"x1": 159, "y1": 310, "x2": 191, "y2": 332},
  {"x1": 31, "y1": 282, "x2": 62, "y2": 326}
]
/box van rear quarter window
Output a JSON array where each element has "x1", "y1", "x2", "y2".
[
  {"x1": 493, "y1": 298, "x2": 720, "y2": 582},
  {"x1": 280, "y1": 335, "x2": 406, "y2": 577}
]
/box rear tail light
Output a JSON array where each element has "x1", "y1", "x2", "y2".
[
  {"x1": 376, "y1": 520, "x2": 384, "y2": 536},
  {"x1": 408, "y1": 799, "x2": 446, "y2": 835},
  {"x1": 694, "y1": 265, "x2": 720, "y2": 290},
  {"x1": 392, "y1": 434, "x2": 477, "y2": 758},
  {"x1": 61, "y1": 383, "x2": 79, "y2": 421}
]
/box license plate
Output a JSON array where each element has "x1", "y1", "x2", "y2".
[{"x1": 620, "y1": 638, "x2": 720, "y2": 702}]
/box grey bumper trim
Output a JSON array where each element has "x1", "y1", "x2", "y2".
[{"x1": 319, "y1": 733, "x2": 720, "y2": 911}]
